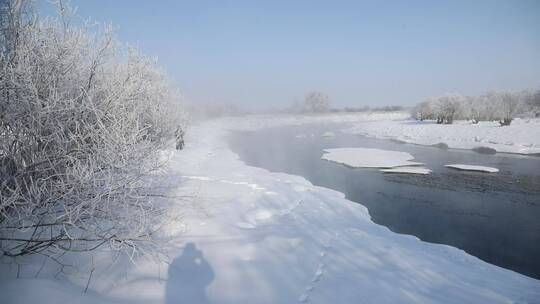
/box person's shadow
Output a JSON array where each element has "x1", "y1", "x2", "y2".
[{"x1": 165, "y1": 243, "x2": 214, "y2": 304}]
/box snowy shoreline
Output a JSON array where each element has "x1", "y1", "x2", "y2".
[
  {"x1": 343, "y1": 115, "x2": 540, "y2": 155},
  {"x1": 2, "y1": 112, "x2": 539, "y2": 303}
]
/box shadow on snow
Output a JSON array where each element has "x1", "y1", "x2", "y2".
[{"x1": 166, "y1": 243, "x2": 214, "y2": 304}]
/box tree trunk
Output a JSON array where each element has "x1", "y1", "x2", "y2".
[{"x1": 499, "y1": 118, "x2": 512, "y2": 126}]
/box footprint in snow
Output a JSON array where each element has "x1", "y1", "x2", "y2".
[
  {"x1": 298, "y1": 293, "x2": 310, "y2": 303},
  {"x1": 311, "y1": 264, "x2": 325, "y2": 283},
  {"x1": 253, "y1": 210, "x2": 273, "y2": 220},
  {"x1": 236, "y1": 209, "x2": 274, "y2": 230},
  {"x1": 299, "y1": 245, "x2": 330, "y2": 303}
]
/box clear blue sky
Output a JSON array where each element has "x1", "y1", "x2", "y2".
[{"x1": 38, "y1": 0, "x2": 540, "y2": 110}]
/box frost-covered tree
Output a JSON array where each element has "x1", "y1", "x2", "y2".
[
  {"x1": 494, "y1": 91, "x2": 519, "y2": 126},
  {"x1": 412, "y1": 99, "x2": 435, "y2": 120},
  {"x1": 523, "y1": 89, "x2": 540, "y2": 117},
  {"x1": 0, "y1": 0, "x2": 186, "y2": 258},
  {"x1": 304, "y1": 91, "x2": 330, "y2": 113},
  {"x1": 434, "y1": 94, "x2": 463, "y2": 124},
  {"x1": 464, "y1": 95, "x2": 487, "y2": 124}
]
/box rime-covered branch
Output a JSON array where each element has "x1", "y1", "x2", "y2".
[{"x1": 0, "y1": 0, "x2": 188, "y2": 259}]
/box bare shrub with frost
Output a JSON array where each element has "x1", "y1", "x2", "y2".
[
  {"x1": 412, "y1": 98, "x2": 435, "y2": 121},
  {"x1": 433, "y1": 94, "x2": 463, "y2": 124},
  {"x1": 494, "y1": 91, "x2": 519, "y2": 126},
  {"x1": 0, "y1": 1, "x2": 186, "y2": 259},
  {"x1": 521, "y1": 89, "x2": 540, "y2": 118},
  {"x1": 464, "y1": 95, "x2": 486, "y2": 124}
]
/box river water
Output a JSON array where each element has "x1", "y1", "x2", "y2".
[{"x1": 229, "y1": 123, "x2": 540, "y2": 280}]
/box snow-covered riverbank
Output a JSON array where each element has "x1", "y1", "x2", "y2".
[
  {"x1": 345, "y1": 116, "x2": 540, "y2": 155},
  {"x1": 2, "y1": 113, "x2": 539, "y2": 304}
]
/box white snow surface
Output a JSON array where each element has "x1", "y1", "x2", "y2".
[
  {"x1": 381, "y1": 166, "x2": 432, "y2": 174},
  {"x1": 1, "y1": 112, "x2": 539, "y2": 304},
  {"x1": 321, "y1": 131, "x2": 335, "y2": 137},
  {"x1": 445, "y1": 164, "x2": 499, "y2": 173},
  {"x1": 344, "y1": 117, "x2": 540, "y2": 154},
  {"x1": 322, "y1": 147, "x2": 423, "y2": 168}
]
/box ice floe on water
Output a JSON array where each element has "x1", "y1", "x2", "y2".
[
  {"x1": 380, "y1": 166, "x2": 432, "y2": 174},
  {"x1": 321, "y1": 147, "x2": 423, "y2": 168},
  {"x1": 445, "y1": 164, "x2": 499, "y2": 173}
]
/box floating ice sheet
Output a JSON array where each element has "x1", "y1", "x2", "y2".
[{"x1": 321, "y1": 147, "x2": 423, "y2": 168}]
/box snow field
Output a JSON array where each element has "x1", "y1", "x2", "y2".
[
  {"x1": 344, "y1": 117, "x2": 540, "y2": 155},
  {"x1": 2, "y1": 112, "x2": 539, "y2": 304}
]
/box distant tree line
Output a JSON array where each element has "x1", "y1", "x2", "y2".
[
  {"x1": 338, "y1": 105, "x2": 404, "y2": 113},
  {"x1": 412, "y1": 90, "x2": 540, "y2": 126},
  {"x1": 289, "y1": 91, "x2": 405, "y2": 114}
]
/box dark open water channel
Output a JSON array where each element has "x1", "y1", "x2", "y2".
[{"x1": 229, "y1": 123, "x2": 540, "y2": 280}]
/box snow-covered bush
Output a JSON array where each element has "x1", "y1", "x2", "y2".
[
  {"x1": 433, "y1": 94, "x2": 463, "y2": 124},
  {"x1": 0, "y1": 1, "x2": 186, "y2": 258},
  {"x1": 522, "y1": 89, "x2": 540, "y2": 117},
  {"x1": 412, "y1": 99, "x2": 435, "y2": 120},
  {"x1": 461, "y1": 95, "x2": 491, "y2": 123},
  {"x1": 494, "y1": 91, "x2": 519, "y2": 125}
]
